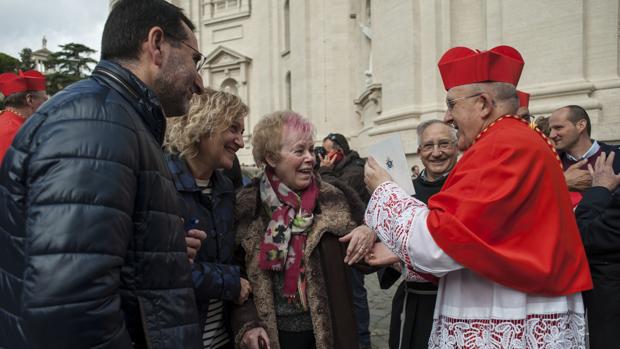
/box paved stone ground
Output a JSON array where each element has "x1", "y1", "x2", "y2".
[{"x1": 366, "y1": 273, "x2": 397, "y2": 349}]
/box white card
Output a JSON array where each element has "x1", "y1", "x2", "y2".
[{"x1": 367, "y1": 134, "x2": 416, "y2": 196}]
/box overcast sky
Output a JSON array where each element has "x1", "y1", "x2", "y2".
[{"x1": 0, "y1": 0, "x2": 109, "y2": 60}]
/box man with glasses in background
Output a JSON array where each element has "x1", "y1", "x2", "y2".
[
  {"x1": 378, "y1": 119, "x2": 458, "y2": 349},
  {"x1": 0, "y1": 0, "x2": 208, "y2": 348}
]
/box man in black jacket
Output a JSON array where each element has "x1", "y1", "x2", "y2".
[
  {"x1": 0, "y1": 1, "x2": 206, "y2": 348},
  {"x1": 549, "y1": 105, "x2": 620, "y2": 349}
]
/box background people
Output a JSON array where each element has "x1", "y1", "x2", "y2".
[
  {"x1": 0, "y1": 70, "x2": 47, "y2": 164},
  {"x1": 410, "y1": 165, "x2": 420, "y2": 180},
  {"x1": 231, "y1": 111, "x2": 375, "y2": 349},
  {"x1": 165, "y1": 89, "x2": 250, "y2": 349},
  {"x1": 0, "y1": 0, "x2": 206, "y2": 347},
  {"x1": 549, "y1": 105, "x2": 620, "y2": 348}
]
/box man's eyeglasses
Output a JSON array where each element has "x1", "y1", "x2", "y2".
[
  {"x1": 419, "y1": 140, "x2": 455, "y2": 153},
  {"x1": 446, "y1": 93, "x2": 482, "y2": 111},
  {"x1": 164, "y1": 31, "x2": 208, "y2": 72}
]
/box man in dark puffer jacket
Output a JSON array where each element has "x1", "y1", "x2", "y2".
[{"x1": 0, "y1": 1, "x2": 206, "y2": 348}]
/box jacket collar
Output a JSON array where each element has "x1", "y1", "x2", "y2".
[
  {"x1": 333, "y1": 150, "x2": 361, "y2": 172},
  {"x1": 91, "y1": 59, "x2": 167, "y2": 144},
  {"x1": 165, "y1": 153, "x2": 234, "y2": 197}
]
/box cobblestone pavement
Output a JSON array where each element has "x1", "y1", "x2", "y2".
[{"x1": 366, "y1": 273, "x2": 397, "y2": 349}]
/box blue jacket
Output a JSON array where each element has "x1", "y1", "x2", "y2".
[
  {"x1": 165, "y1": 153, "x2": 241, "y2": 327},
  {"x1": 0, "y1": 60, "x2": 202, "y2": 349}
]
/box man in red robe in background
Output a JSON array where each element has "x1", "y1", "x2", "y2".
[
  {"x1": 364, "y1": 45, "x2": 592, "y2": 348},
  {"x1": 0, "y1": 70, "x2": 48, "y2": 164}
]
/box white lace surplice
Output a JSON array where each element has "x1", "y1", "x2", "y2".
[{"x1": 365, "y1": 181, "x2": 586, "y2": 349}]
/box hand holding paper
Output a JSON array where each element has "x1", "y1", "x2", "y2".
[
  {"x1": 366, "y1": 134, "x2": 416, "y2": 195},
  {"x1": 364, "y1": 157, "x2": 392, "y2": 193}
]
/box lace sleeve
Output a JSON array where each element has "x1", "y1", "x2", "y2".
[
  {"x1": 364, "y1": 181, "x2": 428, "y2": 272},
  {"x1": 365, "y1": 181, "x2": 463, "y2": 277}
]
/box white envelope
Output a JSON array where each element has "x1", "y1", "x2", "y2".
[{"x1": 367, "y1": 134, "x2": 416, "y2": 196}]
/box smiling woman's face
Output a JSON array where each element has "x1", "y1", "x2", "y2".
[{"x1": 268, "y1": 131, "x2": 316, "y2": 191}]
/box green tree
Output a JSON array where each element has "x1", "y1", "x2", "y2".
[
  {"x1": 48, "y1": 43, "x2": 97, "y2": 78},
  {"x1": 0, "y1": 52, "x2": 20, "y2": 73},
  {"x1": 19, "y1": 48, "x2": 36, "y2": 71},
  {"x1": 46, "y1": 43, "x2": 98, "y2": 95}
]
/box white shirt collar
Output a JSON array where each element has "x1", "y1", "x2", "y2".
[{"x1": 566, "y1": 140, "x2": 600, "y2": 161}]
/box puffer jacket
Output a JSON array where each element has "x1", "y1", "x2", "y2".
[{"x1": 0, "y1": 60, "x2": 201, "y2": 349}]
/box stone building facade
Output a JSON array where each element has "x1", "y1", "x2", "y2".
[{"x1": 159, "y1": 0, "x2": 620, "y2": 165}]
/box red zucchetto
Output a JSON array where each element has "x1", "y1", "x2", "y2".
[{"x1": 438, "y1": 45, "x2": 524, "y2": 90}]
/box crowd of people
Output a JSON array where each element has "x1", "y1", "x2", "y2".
[{"x1": 1, "y1": 1, "x2": 619, "y2": 349}]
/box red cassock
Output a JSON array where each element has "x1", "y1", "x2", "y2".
[
  {"x1": 0, "y1": 110, "x2": 25, "y2": 164},
  {"x1": 427, "y1": 117, "x2": 592, "y2": 296}
]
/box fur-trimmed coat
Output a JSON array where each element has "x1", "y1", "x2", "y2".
[{"x1": 231, "y1": 179, "x2": 364, "y2": 349}]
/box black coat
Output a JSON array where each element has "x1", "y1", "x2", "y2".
[
  {"x1": 318, "y1": 150, "x2": 370, "y2": 205},
  {"x1": 0, "y1": 60, "x2": 201, "y2": 349},
  {"x1": 165, "y1": 153, "x2": 241, "y2": 331},
  {"x1": 573, "y1": 141, "x2": 620, "y2": 349}
]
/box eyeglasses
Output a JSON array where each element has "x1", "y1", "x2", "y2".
[
  {"x1": 446, "y1": 93, "x2": 482, "y2": 111},
  {"x1": 419, "y1": 140, "x2": 455, "y2": 153},
  {"x1": 164, "y1": 31, "x2": 208, "y2": 72}
]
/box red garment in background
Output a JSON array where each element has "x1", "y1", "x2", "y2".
[
  {"x1": 0, "y1": 110, "x2": 25, "y2": 164},
  {"x1": 427, "y1": 117, "x2": 592, "y2": 296}
]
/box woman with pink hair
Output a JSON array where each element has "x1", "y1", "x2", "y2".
[{"x1": 231, "y1": 111, "x2": 375, "y2": 349}]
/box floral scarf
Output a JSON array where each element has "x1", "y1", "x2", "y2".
[{"x1": 258, "y1": 167, "x2": 319, "y2": 305}]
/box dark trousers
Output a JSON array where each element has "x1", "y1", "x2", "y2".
[
  {"x1": 582, "y1": 263, "x2": 620, "y2": 349},
  {"x1": 351, "y1": 268, "x2": 371, "y2": 347},
  {"x1": 278, "y1": 330, "x2": 315, "y2": 349}
]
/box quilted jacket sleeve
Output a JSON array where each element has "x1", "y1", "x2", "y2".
[
  {"x1": 192, "y1": 261, "x2": 241, "y2": 301},
  {"x1": 2, "y1": 95, "x2": 137, "y2": 348}
]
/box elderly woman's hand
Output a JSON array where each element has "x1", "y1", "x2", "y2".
[
  {"x1": 364, "y1": 242, "x2": 401, "y2": 266},
  {"x1": 364, "y1": 156, "x2": 393, "y2": 194},
  {"x1": 241, "y1": 327, "x2": 271, "y2": 349},
  {"x1": 339, "y1": 225, "x2": 377, "y2": 265}
]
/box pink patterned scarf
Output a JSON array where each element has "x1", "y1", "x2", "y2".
[{"x1": 258, "y1": 167, "x2": 319, "y2": 305}]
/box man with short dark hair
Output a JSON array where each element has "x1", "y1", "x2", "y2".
[
  {"x1": 549, "y1": 105, "x2": 620, "y2": 349},
  {"x1": 0, "y1": 70, "x2": 48, "y2": 164},
  {"x1": 320, "y1": 133, "x2": 369, "y2": 203},
  {"x1": 0, "y1": 0, "x2": 206, "y2": 348}
]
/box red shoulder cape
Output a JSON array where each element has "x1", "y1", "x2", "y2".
[
  {"x1": 427, "y1": 117, "x2": 592, "y2": 296},
  {"x1": 0, "y1": 110, "x2": 25, "y2": 164}
]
